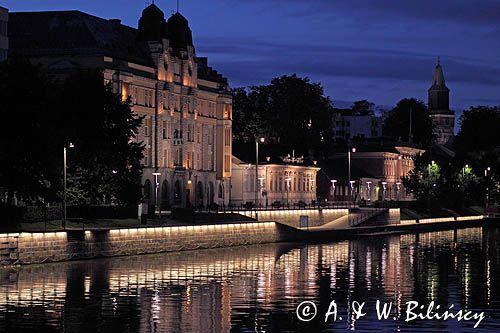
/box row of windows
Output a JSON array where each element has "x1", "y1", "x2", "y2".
[
  {"x1": 145, "y1": 118, "x2": 215, "y2": 145},
  {"x1": 0, "y1": 21, "x2": 7, "y2": 36}
]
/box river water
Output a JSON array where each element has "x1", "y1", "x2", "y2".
[{"x1": 1, "y1": 226, "x2": 500, "y2": 332}]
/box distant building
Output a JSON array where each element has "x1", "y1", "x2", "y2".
[
  {"x1": 9, "y1": 5, "x2": 232, "y2": 208},
  {"x1": 0, "y1": 7, "x2": 7, "y2": 61},
  {"x1": 231, "y1": 155, "x2": 320, "y2": 207},
  {"x1": 319, "y1": 145, "x2": 424, "y2": 202},
  {"x1": 332, "y1": 109, "x2": 382, "y2": 141},
  {"x1": 428, "y1": 58, "x2": 455, "y2": 145}
]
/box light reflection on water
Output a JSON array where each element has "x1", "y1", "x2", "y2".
[{"x1": 0, "y1": 227, "x2": 500, "y2": 332}]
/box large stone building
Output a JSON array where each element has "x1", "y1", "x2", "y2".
[
  {"x1": 231, "y1": 155, "x2": 320, "y2": 207},
  {"x1": 9, "y1": 5, "x2": 232, "y2": 208},
  {"x1": 321, "y1": 145, "x2": 424, "y2": 202},
  {"x1": 0, "y1": 6, "x2": 7, "y2": 61},
  {"x1": 428, "y1": 58, "x2": 455, "y2": 145}
]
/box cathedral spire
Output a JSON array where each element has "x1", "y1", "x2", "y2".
[{"x1": 432, "y1": 57, "x2": 446, "y2": 86}]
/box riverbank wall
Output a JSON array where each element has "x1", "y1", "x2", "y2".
[
  {"x1": 0, "y1": 222, "x2": 299, "y2": 265},
  {"x1": 1, "y1": 215, "x2": 497, "y2": 266}
]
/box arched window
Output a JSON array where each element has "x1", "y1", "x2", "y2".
[
  {"x1": 218, "y1": 183, "x2": 224, "y2": 199},
  {"x1": 161, "y1": 180, "x2": 169, "y2": 208},
  {"x1": 209, "y1": 182, "x2": 215, "y2": 205},
  {"x1": 197, "y1": 181, "x2": 204, "y2": 202},
  {"x1": 174, "y1": 180, "x2": 182, "y2": 205},
  {"x1": 143, "y1": 180, "x2": 152, "y2": 201}
]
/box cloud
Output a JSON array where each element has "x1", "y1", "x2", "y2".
[
  {"x1": 197, "y1": 37, "x2": 500, "y2": 87},
  {"x1": 225, "y1": 0, "x2": 500, "y2": 26}
]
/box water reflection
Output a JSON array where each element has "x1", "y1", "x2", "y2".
[{"x1": 1, "y1": 227, "x2": 500, "y2": 332}]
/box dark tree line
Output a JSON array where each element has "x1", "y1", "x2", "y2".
[
  {"x1": 0, "y1": 59, "x2": 144, "y2": 207},
  {"x1": 232, "y1": 74, "x2": 334, "y2": 159}
]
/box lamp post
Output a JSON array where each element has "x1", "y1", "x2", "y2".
[
  {"x1": 381, "y1": 181, "x2": 387, "y2": 201},
  {"x1": 485, "y1": 167, "x2": 491, "y2": 209},
  {"x1": 348, "y1": 146, "x2": 356, "y2": 199},
  {"x1": 396, "y1": 182, "x2": 401, "y2": 201},
  {"x1": 285, "y1": 177, "x2": 292, "y2": 206},
  {"x1": 152, "y1": 172, "x2": 161, "y2": 217},
  {"x1": 366, "y1": 181, "x2": 372, "y2": 202},
  {"x1": 330, "y1": 179, "x2": 337, "y2": 202},
  {"x1": 255, "y1": 137, "x2": 264, "y2": 207},
  {"x1": 63, "y1": 143, "x2": 74, "y2": 230}
]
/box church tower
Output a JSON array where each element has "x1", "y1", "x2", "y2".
[{"x1": 428, "y1": 58, "x2": 455, "y2": 144}]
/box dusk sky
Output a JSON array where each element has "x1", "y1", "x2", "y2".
[{"x1": 4, "y1": 0, "x2": 500, "y2": 112}]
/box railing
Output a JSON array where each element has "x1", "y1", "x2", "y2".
[
  {"x1": 210, "y1": 201, "x2": 358, "y2": 214},
  {"x1": 348, "y1": 208, "x2": 388, "y2": 227}
]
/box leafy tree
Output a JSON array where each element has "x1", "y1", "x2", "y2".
[
  {"x1": 0, "y1": 61, "x2": 144, "y2": 207},
  {"x1": 232, "y1": 74, "x2": 334, "y2": 158},
  {"x1": 59, "y1": 71, "x2": 144, "y2": 206},
  {"x1": 351, "y1": 100, "x2": 375, "y2": 115},
  {"x1": 403, "y1": 155, "x2": 443, "y2": 210},
  {"x1": 0, "y1": 59, "x2": 61, "y2": 204},
  {"x1": 383, "y1": 98, "x2": 434, "y2": 146}
]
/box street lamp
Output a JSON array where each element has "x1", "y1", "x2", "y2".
[
  {"x1": 63, "y1": 142, "x2": 74, "y2": 230},
  {"x1": 330, "y1": 179, "x2": 337, "y2": 201},
  {"x1": 152, "y1": 172, "x2": 161, "y2": 216},
  {"x1": 348, "y1": 146, "x2": 356, "y2": 199},
  {"x1": 285, "y1": 177, "x2": 292, "y2": 206},
  {"x1": 255, "y1": 137, "x2": 265, "y2": 207},
  {"x1": 485, "y1": 167, "x2": 491, "y2": 209},
  {"x1": 396, "y1": 182, "x2": 401, "y2": 201},
  {"x1": 366, "y1": 181, "x2": 372, "y2": 201},
  {"x1": 381, "y1": 181, "x2": 387, "y2": 201}
]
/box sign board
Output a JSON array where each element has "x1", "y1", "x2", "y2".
[{"x1": 299, "y1": 215, "x2": 309, "y2": 228}]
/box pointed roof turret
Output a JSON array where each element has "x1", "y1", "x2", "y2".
[
  {"x1": 431, "y1": 57, "x2": 446, "y2": 87},
  {"x1": 137, "y1": 3, "x2": 168, "y2": 42},
  {"x1": 167, "y1": 12, "x2": 193, "y2": 50}
]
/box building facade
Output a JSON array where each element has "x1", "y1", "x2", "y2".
[
  {"x1": 428, "y1": 58, "x2": 455, "y2": 145},
  {"x1": 0, "y1": 7, "x2": 7, "y2": 61},
  {"x1": 328, "y1": 146, "x2": 424, "y2": 202},
  {"x1": 231, "y1": 156, "x2": 320, "y2": 207},
  {"x1": 332, "y1": 109, "x2": 382, "y2": 141},
  {"x1": 9, "y1": 5, "x2": 232, "y2": 208}
]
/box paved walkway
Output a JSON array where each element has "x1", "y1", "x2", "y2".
[{"x1": 305, "y1": 208, "x2": 377, "y2": 231}]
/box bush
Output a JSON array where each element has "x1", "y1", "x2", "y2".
[{"x1": 67, "y1": 205, "x2": 137, "y2": 219}]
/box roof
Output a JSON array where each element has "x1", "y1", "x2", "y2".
[
  {"x1": 232, "y1": 154, "x2": 319, "y2": 168},
  {"x1": 9, "y1": 11, "x2": 154, "y2": 66},
  {"x1": 319, "y1": 158, "x2": 376, "y2": 180},
  {"x1": 429, "y1": 57, "x2": 449, "y2": 91}
]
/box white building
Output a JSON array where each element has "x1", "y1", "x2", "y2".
[{"x1": 231, "y1": 155, "x2": 320, "y2": 207}]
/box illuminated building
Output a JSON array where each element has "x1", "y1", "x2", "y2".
[{"x1": 9, "y1": 4, "x2": 232, "y2": 207}]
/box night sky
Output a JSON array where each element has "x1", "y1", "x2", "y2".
[{"x1": 3, "y1": 0, "x2": 500, "y2": 113}]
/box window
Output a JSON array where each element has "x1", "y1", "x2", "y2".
[
  {"x1": 162, "y1": 121, "x2": 167, "y2": 139},
  {"x1": 163, "y1": 149, "x2": 169, "y2": 167},
  {"x1": 224, "y1": 155, "x2": 231, "y2": 173},
  {"x1": 144, "y1": 118, "x2": 151, "y2": 137},
  {"x1": 144, "y1": 147, "x2": 150, "y2": 166},
  {"x1": 186, "y1": 151, "x2": 194, "y2": 169},
  {"x1": 175, "y1": 148, "x2": 183, "y2": 166}
]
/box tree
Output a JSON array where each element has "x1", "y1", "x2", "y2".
[
  {"x1": 0, "y1": 59, "x2": 61, "y2": 204},
  {"x1": 403, "y1": 154, "x2": 443, "y2": 210},
  {"x1": 383, "y1": 98, "x2": 434, "y2": 146},
  {"x1": 58, "y1": 71, "x2": 144, "y2": 206},
  {"x1": 0, "y1": 62, "x2": 144, "y2": 207},
  {"x1": 232, "y1": 74, "x2": 334, "y2": 158},
  {"x1": 351, "y1": 100, "x2": 375, "y2": 115}
]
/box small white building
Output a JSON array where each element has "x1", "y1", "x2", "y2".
[{"x1": 230, "y1": 155, "x2": 320, "y2": 207}]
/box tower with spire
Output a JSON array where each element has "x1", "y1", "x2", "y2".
[{"x1": 428, "y1": 57, "x2": 455, "y2": 145}]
